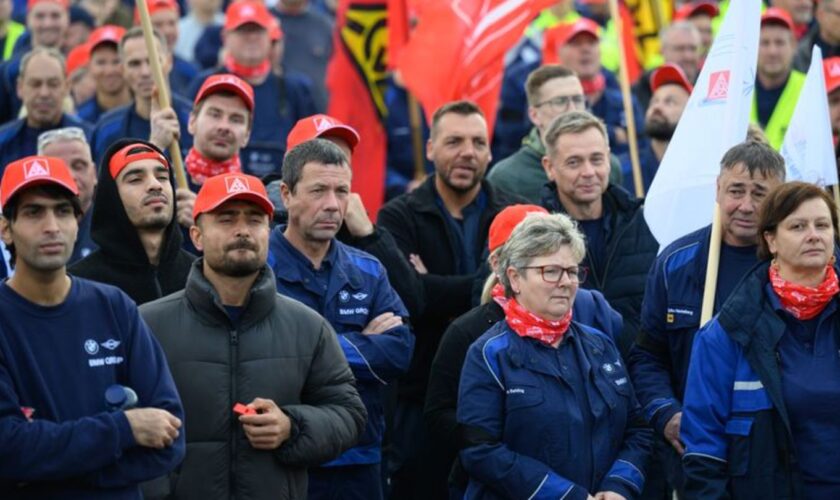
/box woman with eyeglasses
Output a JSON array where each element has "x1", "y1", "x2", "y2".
[
  {"x1": 456, "y1": 212, "x2": 651, "y2": 500},
  {"x1": 681, "y1": 182, "x2": 840, "y2": 499}
]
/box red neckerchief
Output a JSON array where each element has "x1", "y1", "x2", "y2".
[
  {"x1": 184, "y1": 147, "x2": 242, "y2": 185},
  {"x1": 224, "y1": 55, "x2": 271, "y2": 80},
  {"x1": 581, "y1": 73, "x2": 606, "y2": 98},
  {"x1": 769, "y1": 263, "x2": 840, "y2": 320},
  {"x1": 493, "y1": 293, "x2": 572, "y2": 346}
]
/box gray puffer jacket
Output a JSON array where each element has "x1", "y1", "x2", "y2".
[{"x1": 140, "y1": 261, "x2": 367, "y2": 500}]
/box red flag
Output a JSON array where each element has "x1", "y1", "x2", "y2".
[
  {"x1": 619, "y1": 2, "x2": 643, "y2": 83},
  {"x1": 327, "y1": 0, "x2": 388, "y2": 216},
  {"x1": 395, "y1": 0, "x2": 556, "y2": 136},
  {"x1": 387, "y1": 0, "x2": 409, "y2": 69}
]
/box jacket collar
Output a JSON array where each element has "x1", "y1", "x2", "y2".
[
  {"x1": 269, "y1": 227, "x2": 364, "y2": 291},
  {"x1": 184, "y1": 259, "x2": 278, "y2": 328},
  {"x1": 407, "y1": 174, "x2": 509, "y2": 216},
  {"x1": 539, "y1": 182, "x2": 641, "y2": 217}
]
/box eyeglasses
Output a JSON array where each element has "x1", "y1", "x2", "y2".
[
  {"x1": 533, "y1": 94, "x2": 587, "y2": 110},
  {"x1": 521, "y1": 265, "x2": 588, "y2": 284}
]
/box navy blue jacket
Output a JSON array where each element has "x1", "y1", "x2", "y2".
[
  {"x1": 0, "y1": 115, "x2": 92, "y2": 172},
  {"x1": 89, "y1": 96, "x2": 193, "y2": 165},
  {"x1": 169, "y1": 55, "x2": 198, "y2": 97},
  {"x1": 186, "y1": 68, "x2": 318, "y2": 178},
  {"x1": 0, "y1": 277, "x2": 185, "y2": 498},
  {"x1": 681, "y1": 261, "x2": 820, "y2": 500},
  {"x1": 458, "y1": 321, "x2": 651, "y2": 500},
  {"x1": 76, "y1": 97, "x2": 106, "y2": 126},
  {"x1": 268, "y1": 228, "x2": 414, "y2": 466},
  {"x1": 618, "y1": 139, "x2": 658, "y2": 195}
]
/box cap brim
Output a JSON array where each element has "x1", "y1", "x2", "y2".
[
  {"x1": 651, "y1": 67, "x2": 693, "y2": 94},
  {"x1": 195, "y1": 192, "x2": 274, "y2": 219},
  {"x1": 3, "y1": 177, "x2": 78, "y2": 208},
  {"x1": 197, "y1": 82, "x2": 254, "y2": 112},
  {"x1": 318, "y1": 125, "x2": 360, "y2": 150},
  {"x1": 225, "y1": 19, "x2": 270, "y2": 32}
]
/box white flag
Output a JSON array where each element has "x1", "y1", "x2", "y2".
[
  {"x1": 780, "y1": 46, "x2": 837, "y2": 186},
  {"x1": 643, "y1": 0, "x2": 762, "y2": 251}
]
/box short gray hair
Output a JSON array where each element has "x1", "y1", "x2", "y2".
[
  {"x1": 544, "y1": 110, "x2": 609, "y2": 158},
  {"x1": 37, "y1": 127, "x2": 89, "y2": 154},
  {"x1": 19, "y1": 47, "x2": 65, "y2": 81},
  {"x1": 282, "y1": 138, "x2": 349, "y2": 193},
  {"x1": 660, "y1": 20, "x2": 701, "y2": 48},
  {"x1": 497, "y1": 212, "x2": 586, "y2": 297}
]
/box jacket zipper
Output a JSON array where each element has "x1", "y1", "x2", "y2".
[
  {"x1": 598, "y1": 216, "x2": 636, "y2": 290},
  {"x1": 152, "y1": 268, "x2": 163, "y2": 298},
  {"x1": 229, "y1": 328, "x2": 239, "y2": 498}
]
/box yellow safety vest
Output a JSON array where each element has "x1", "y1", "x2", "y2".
[
  {"x1": 2, "y1": 22, "x2": 25, "y2": 61},
  {"x1": 750, "y1": 70, "x2": 806, "y2": 150}
]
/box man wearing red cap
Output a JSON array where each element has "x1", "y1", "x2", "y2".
[
  {"x1": 187, "y1": 0, "x2": 318, "y2": 177},
  {"x1": 752, "y1": 7, "x2": 804, "y2": 150},
  {"x1": 71, "y1": 139, "x2": 196, "y2": 305},
  {"x1": 0, "y1": 47, "x2": 92, "y2": 171},
  {"x1": 135, "y1": 0, "x2": 199, "y2": 95},
  {"x1": 0, "y1": 155, "x2": 186, "y2": 496},
  {"x1": 825, "y1": 57, "x2": 840, "y2": 145},
  {"x1": 66, "y1": 42, "x2": 95, "y2": 108},
  {"x1": 794, "y1": 0, "x2": 840, "y2": 71},
  {"x1": 75, "y1": 26, "x2": 131, "y2": 124},
  {"x1": 621, "y1": 63, "x2": 693, "y2": 193},
  {"x1": 140, "y1": 172, "x2": 366, "y2": 499},
  {"x1": 269, "y1": 138, "x2": 413, "y2": 500},
  {"x1": 90, "y1": 27, "x2": 193, "y2": 164}
]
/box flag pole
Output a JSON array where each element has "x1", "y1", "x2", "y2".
[
  {"x1": 700, "y1": 203, "x2": 723, "y2": 324},
  {"x1": 136, "y1": 0, "x2": 188, "y2": 190},
  {"x1": 407, "y1": 92, "x2": 426, "y2": 181},
  {"x1": 608, "y1": 0, "x2": 644, "y2": 198}
]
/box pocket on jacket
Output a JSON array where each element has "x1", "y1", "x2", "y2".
[{"x1": 725, "y1": 417, "x2": 754, "y2": 477}]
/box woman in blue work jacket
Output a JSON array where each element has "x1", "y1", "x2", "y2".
[
  {"x1": 457, "y1": 213, "x2": 652, "y2": 500},
  {"x1": 681, "y1": 182, "x2": 840, "y2": 499}
]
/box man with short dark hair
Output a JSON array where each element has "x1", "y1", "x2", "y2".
[
  {"x1": 140, "y1": 172, "x2": 366, "y2": 499},
  {"x1": 378, "y1": 100, "x2": 520, "y2": 500},
  {"x1": 627, "y1": 141, "x2": 787, "y2": 496},
  {"x1": 0, "y1": 47, "x2": 91, "y2": 170},
  {"x1": 76, "y1": 25, "x2": 132, "y2": 124},
  {"x1": 271, "y1": 138, "x2": 413, "y2": 500},
  {"x1": 0, "y1": 155, "x2": 185, "y2": 496},
  {"x1": 70, "y1": 139, "x2": 195, "y2": 305}
]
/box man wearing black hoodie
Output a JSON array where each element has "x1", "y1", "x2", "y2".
[{"x1": 70, "y1": 138, "x2": 195, "y2": 305}]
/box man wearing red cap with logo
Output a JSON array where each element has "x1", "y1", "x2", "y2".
[
  {"x1": 70, "y1": 139, "x2": 196, "y2": 305},
  {"x1": 134, "y1": 0, "x2": 199, "y2": 95},
  {"x1": 269, "y1": 138, "x2": 414, "y2": 500},
  {"x1": 76, "y1": 25, "x2": 131, "y2": 124},
  {"x1": 65, "y1": 41, "x2": 94, "y2": 108},
  {"x1": 140, "y1": 172, "x2": 366, "y2": 500},
  {"x1": 752, "y1": 7, "x2": 805, "y2": 150},
  {"x1": 0, "y1": 155, "x2": 186, "y2": 497},
  {"x1": 621, "y1": 63, "x2": 693, "y2": 193},
  {"x1": 825, "y1": 57, "x2": 840, "y2": 145},
  {"x1": 186, "y1": 0, "x2": 318, "y2": 177}
]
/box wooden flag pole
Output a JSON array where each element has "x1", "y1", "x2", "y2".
[
  {"x1": 136, "y1": 0, "x2": 188, "y2": 190},
  {"x1": 700, "y1": 203, "x2": 723, "y2": 324},
  {"x1": 608, "y1": 0, "x2": 645, "y2": 199},
  {"x1": 407, "y1": 92, "x2": 426, "y2": 181}
]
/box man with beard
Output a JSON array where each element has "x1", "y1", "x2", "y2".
[
  {"x1": 377, "y1": 100, "x2": 520, "y2": 500},
  {"x1": 269, "y1": 139, "x2": 413, "y2": 500},
  {"x1": 752, "y1": 8, "x2": 804, "y2": 150},
  {"x1": 0, "y1": 47, "x2": 91, "y2": 170},
  {"x1": 0, "y1": 156, "x2": 185, "y2": 496},
  {"x1": 140, "y1": 172, "x2": 366, "y2": 499},
  {"x1": 620, "y1": 63, "x2": 692, "y2": 193},
  {"x1": 76, "y1": 25, "x2": 132, "y2": 125},
  {"x1": 70, "y1": 139, "x2": 195, "y2": 305}
]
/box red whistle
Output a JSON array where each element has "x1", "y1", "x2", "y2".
[{"x1": 233, "y1": 403, "x2": 256, "y2": 416}]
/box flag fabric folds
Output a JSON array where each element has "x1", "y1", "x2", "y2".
[
  {"x1": 780, "y1": 46, "x2": 838, "y2": 187},
  {"x1": 643, "y1": 0, "x2": 762, "y2": 251}
]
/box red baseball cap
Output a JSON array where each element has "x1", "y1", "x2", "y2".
[
  {"x1": 761, "y1": 7, "x2": 795, "y2": 32},
  {"x1": 286, "y1": 114, "x2": 360, "y2": 153},
  {"x1": 193, "y1": 173, "x2": 274, "y2": 219},
  {"x1": 27, "y1": 0, "x2": 69, "y2": 10},
  {"x1": 108, "y1": 142, "x2": 170, "y2": 179},
  {"x1": 194, "y1": 74, "x2": 255, "y2": 112},
  {"x1": 825, "y1": 57, "x2": 840, "y2": 94},
  {"x1": 134, "y1": 0, "x2": 179, "y2": 24},
  {"x1": 673, "y1": 1, "x2": 719, "y2": 21},
  {"x1": 89, "y1": 25, "x2": 126, "y2": 52},
  {"x1": 488, "y1": 204, "x2": 549, "y2": 253},
  {"x1": 550, "y1": 18, "x2": 601, "y2": 48},
  {"x1": 1, "y1": 156, "x2": 79, "y2": 209},
  {"x1": 66, "y1": 43, "x2": 90, "y2": 77},
  {"x1": 224, "y1": 1, "x2": 272, "y2": 32},
  {"x1": 650, "y1": 63, "x2": 694, "y2": 94},
  {"x1": 268, "y1": 17, "x2": 283, "y2": 42}
]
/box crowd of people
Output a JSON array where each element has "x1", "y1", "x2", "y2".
[{"x1": 1, "y1": 0, "x2": 840, "y2": 499}]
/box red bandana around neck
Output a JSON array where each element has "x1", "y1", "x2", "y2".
[
  {"x1": 580, "y1": 73, "x2": 606, "y2": 97},
  {"x1": 224, "y1": 55, "x2": 271, "y2": 80},
  {"x1": 493, "y1": 293, "x2": 572, "y2": 346},
  {"x1": 185, "y1": 147, "x2": 242, "y2": 185},
  {"x1": 769, "y1": 263, "x2": 840, "y2": 320}
]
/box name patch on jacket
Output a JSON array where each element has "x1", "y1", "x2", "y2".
[
  {"x1": 666, "y1": 307, "x2": 695, "y2": 324},
  {"x1": 84, "y1": 338, "x2": 125, "y2": 367}
]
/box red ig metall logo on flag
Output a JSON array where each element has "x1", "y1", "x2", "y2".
[{"x1": 705, "y1": 70, "x2": 731, "y2": 103}]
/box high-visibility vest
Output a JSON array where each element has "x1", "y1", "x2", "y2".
[
  {"x1": 750, "y1": 69, "x2": 806, "y2": 150},
  {"x1": 2, "y1": 22, "x2": 25, "y2": 61}
]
